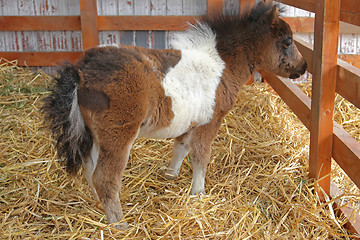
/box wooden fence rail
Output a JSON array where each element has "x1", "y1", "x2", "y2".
[{"x1": 263, "y1": 0, "x2": 360, "y2": 235}]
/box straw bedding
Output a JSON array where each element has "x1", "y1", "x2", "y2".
[{"x1": 1, "y1": 59, "x2": 359, "y2": 239}]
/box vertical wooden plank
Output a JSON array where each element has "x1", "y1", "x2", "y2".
[
  {"x1": 79, "y1": 0, "x2": 99, "y2": 50},
  {"x1": 2, "y1": 0, "x2": 18, "y2": 15},
  {"x1": 309, "y1": 0, "x2": 340, "y2": 201},
  {"x1": 18, "y1": 0, "x2": 35, "y2": 15},
  {"x1": 51, "y1": 0, "x2": 69, "y2": 15},
  {"x1": 135, "y1": 30, "x2": 149, "y2": 47},
  {"x1": 67, "y1": 0, "x2": 80, "y2": 15},
  {"x1": 182, "y1": 0, "x2": 194, "y2": 15},
  {"x1": 151, "y1": 0, "x2": 166, "y2": 49},
  {"x1": 118, "y1": 0, "x2": 134, "y2": 15},
  {"x1": 34, "y1": 0, "x2": 53, "y2": 15},
  {"x1": 99, "y1": 0, "x2": 120, "y2": 45},
  {"x1": 134, "y1": 0, "x2": 150, "y2": 47},
  {"x1": 134, "y1": 0, "x2": 150, "y2": 15},
  {"x1": 118, "y1": 0, "x2": 134, "y2": 45},
  {"x1": 150, "y1": 0, "x2": 166, "y2": 16},
  {"x1": 166, "y1": 0, "x2": 182, "y2": 47},
  {"x1": 99, "y1": 31, "x2": 121, "y2": 45},
  {"x1": 37, "y1": 31, "x2": 52, "y2": 51},
  {"x1": 71, "y1": 31, "x2": 83, "y2": 51},
  {"x1": 151, "y1": 31, "x2": 166, "y2": 49},
  {"x1": 21, "y1": 31, "x2": 38, "y2": 51},
  {"x1": 183, "y1": 0, "x2": 206, "y2": 15},
  {"x1": 207, "y1": 0, "x2": 222, "y2": 14},
  {"x1": 166, "y1": 0, "x2": 182, "y2": 15},
  {"x1": 0, "y1": 32, "x2": 5, "y2": 51},
  {"x1": 99, "y1": 0, "x2": 118, "y2": 15},
  {"x1": 0, "y1": 0, "x2": 3, "y2": 15},
  {"x1": 340, "y1": 34, "x2": 356, "y2": 54},
  {"x1": 120, "y1": 31, "x2": 134, "y2": 45},
  {"x1": 223, "y1": 0, "x2": 239, "y2": 15}
]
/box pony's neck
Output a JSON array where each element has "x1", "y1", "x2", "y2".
[{"x1": 217, "y1": 29, "x2": 266, "y2": 86}]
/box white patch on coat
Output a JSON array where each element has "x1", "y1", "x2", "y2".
[
  {"x1": 83, "y1": 142, "x2": 100, "y2": 201},
  {"x1": 69, "y1": 88, "x2": 86, "y2": 143},
  {"x1": 98, "y1": 43, "x2": 119, "y2": 48},
  {"x1": 139, "y1": 22, "x2": 225, "y2": 139}
]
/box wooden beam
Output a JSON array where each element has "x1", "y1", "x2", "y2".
[
  {"x1": 283, "y1": 17, "x2": 314, "y2": 33},
  {"x1": 79, "y1": 0, "x2": 99, "y2": 51},
  {"x1": 338, "y1": 55, "x2": 360, "y2": 69},
  {"x1": 207, "y1": 0, "x2": 223, "y2": 14},
  {"x1": 340, "y1": 0, "x2": 360, "y2": 27},
  {"x1": 260, "y1": 71, "x2": 360, "y2": 197},
  {"x1": 0, "y1": 16, "x2": 81, "y2": 31},
  {"x1": 97, "y1": 16, "x2": 196, "y2": 31},
  {"x1": 280, "y1": 0, "x2": 360, "y2": 26},
  {"x1": 0, "y1": 16, "x2": 352, "y2": 35},
  {"x1": 259, "y1": 71, "x2": 311, "y2": 128},
  {"x1": 295, "y1": 37, "x2": 360, "y2": 110},
  {"x1": 309, "y1": 0, "x2": 340, "y2": 200},
  {"x1": 332, "y1": 123, "x2": 360, "y2": 190},
  {"x1": 0, "y1": 52, "x2": 83, "y2": 66},
  {"x1": 278, "y1": 0, "x2": 315, "y2": 13},
  {"x1": 331, "y1": 182, "x2": 360, "y2": 237},
  {"x1": 336, "y1": 58, "x2": 360, "y2": 109}
]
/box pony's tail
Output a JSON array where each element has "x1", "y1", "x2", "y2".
[{"x1": 42, "y1": 63, "x2": 93, "y2": 175}]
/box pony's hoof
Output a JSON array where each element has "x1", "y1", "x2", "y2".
[
  {"x1": 111, "y1": 221, "x2": 129, "y2": 231},
  {"x1": 164, "y1": 171, "x2": 177, "y2": 180},
  {"x1": 160, "y1": 166, "x2": 178, "y2": 180}
]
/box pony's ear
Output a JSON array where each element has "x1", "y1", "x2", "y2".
[{"x1": 257, "y1": 5, "x2": 279, "y2": 25}]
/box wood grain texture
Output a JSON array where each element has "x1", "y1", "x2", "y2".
[
  {"x1": 309, "y1": 0, "x2": 340, "y2": 200},
  {"x1": 0, "y1": 16, "x2": 81, "y2": 31},
  {"x1": 336, "y1": 59, "x2": 360, "y2": 109},
  {"x1": 281, "y1": 0, "x2": 360, "y2": 26},
  {"x1": 260, "y1": 70, "x2": 360, "y2": 206},
  {"x1": 259, "y1": 71, "x2": 311, "y2": 128},
  {"x1": 79, "y1": 0, "x2": 98, "y2": 50},
  {"x1": 0, "y1": 51, "x2": 83, "y2": 66},
  {"x1": 338, "y1": 54, "x2": 360, "y2": 68},
  {"x1": 97, "y1": 15, "x2": 196, "y2": 31},
  {"x1": 331, "y1": 183, "x2": 360, "y2": 238}
]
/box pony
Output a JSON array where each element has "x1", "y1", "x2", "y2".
[{"x1": 42, "y1": 1, "x2": 307, "y2": 229}]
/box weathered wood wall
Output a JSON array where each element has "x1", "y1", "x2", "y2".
[{"x1": 1, "y1": 0, "x2": 359, "y2": 54}]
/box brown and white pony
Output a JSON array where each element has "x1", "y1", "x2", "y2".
[{"x1": 43, "y1": 2, "x2": 307, "y2": 229}]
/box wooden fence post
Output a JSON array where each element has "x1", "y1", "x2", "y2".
[
  {"x1": 79, "y1": 0, "x2": 99, "y2": 51},
  {"x1": 207, "y1": 0, "x2": 223, "y2": 14},
  {"x1": 309, "y1": 0, "x2": 340, "y2": 201}
]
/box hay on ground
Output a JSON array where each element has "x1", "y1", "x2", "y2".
[{"x1": 1, "y1": 59, "x2": 359, "y2": 239}]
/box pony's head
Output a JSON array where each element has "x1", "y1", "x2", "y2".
[{"x1": 251, "y1": 2, "x2": 307, "y2": 79}]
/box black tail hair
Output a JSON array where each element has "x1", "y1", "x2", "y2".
[{"x1": 42, "y1": 62, "x2": 93, "y2": 174}]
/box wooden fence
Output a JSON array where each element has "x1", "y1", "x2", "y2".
[
  {"x1": 261, "y1": 0, "x2": 360, "y2": 235},
  {"x1": 0, "y1": 0, "x2": 360, "y2": 236}
]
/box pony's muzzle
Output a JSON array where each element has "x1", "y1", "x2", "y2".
[{"x1": 289, "y1": 59, "x2": 307, "y2": 79}]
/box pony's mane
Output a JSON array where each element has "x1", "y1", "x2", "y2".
[
  {"x1": 170, "y1": 21, "x2": 217, "y2": 51},
  {"x1": 169, "y1": 2, "x2": 284, "y2": 51},
  {"x1": 200, "y1": 2, "x2": 284, "y2": 35}
]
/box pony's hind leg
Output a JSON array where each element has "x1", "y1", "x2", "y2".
[
  {"x1": 83, "y1": 142, "x2": 100, "y2": 201},
  {"x1": 164, "y1": 132, "x2": 192, "y2": 180},
  {"x1": 92, "y1": 126, "x2": 139, "y2": 230}
]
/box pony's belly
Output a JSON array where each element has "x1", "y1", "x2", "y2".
[{"x1": 138, "y1": 120, "x2": 192, "y2": 139}]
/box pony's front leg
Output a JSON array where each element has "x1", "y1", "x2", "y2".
[
  {"x1": 164, "y1": 132, "x2": 192, "y2": 180},
  {"x1": 189, "y1": 120, "x2": 221, "y2": 195}
]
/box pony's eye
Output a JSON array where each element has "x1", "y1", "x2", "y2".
[{"x1": 282, "y1": 37, "x2": 293, "y2": 48}]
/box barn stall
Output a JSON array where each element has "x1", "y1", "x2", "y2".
[{"x1": 1, "y1": 0, "x2": 360, "y2": 239}]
